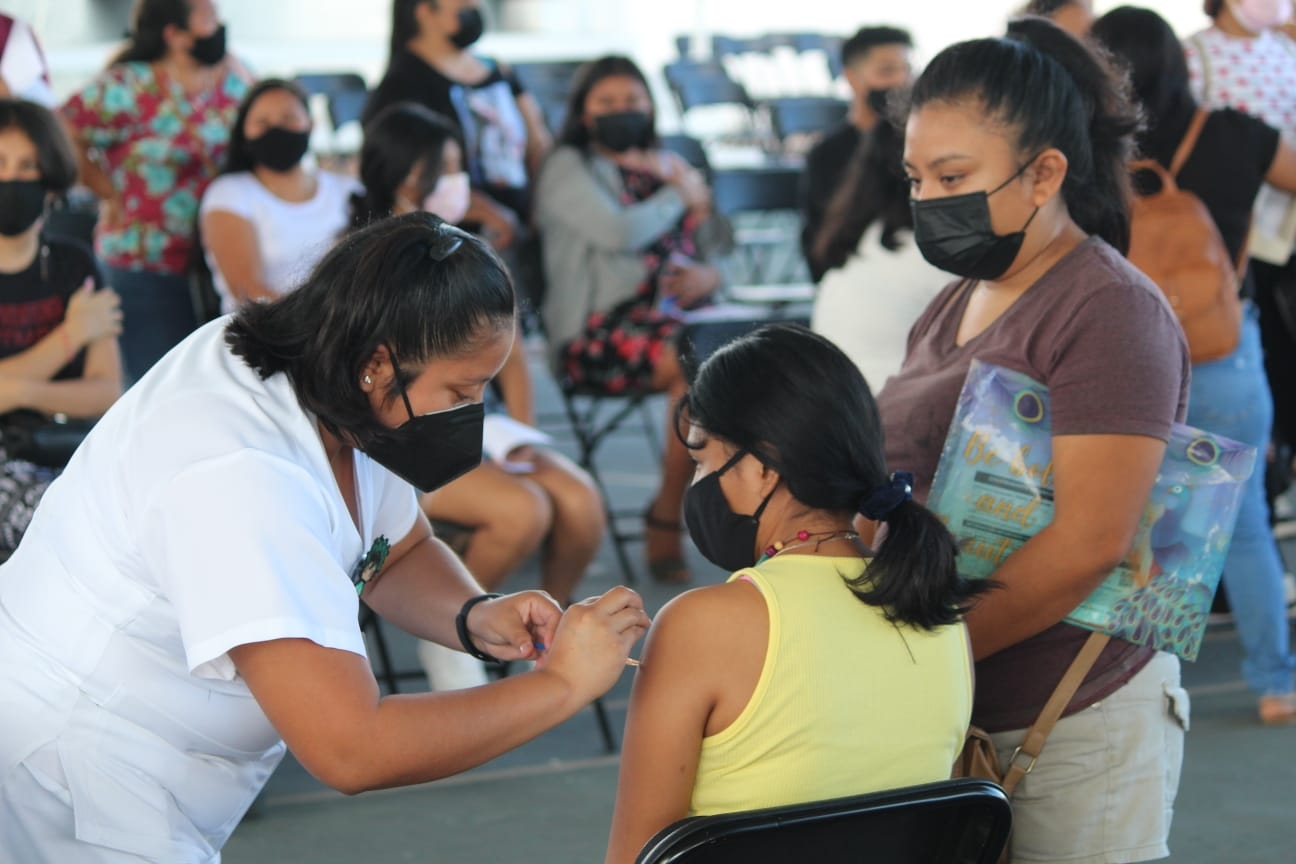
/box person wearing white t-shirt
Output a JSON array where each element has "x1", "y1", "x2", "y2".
[
  {"x1": 0, "y1": 14, "x2": 53, "y2": 107},
  {"x1": 0, "y1": 213, "x2": 649, "y2": 861},
  {"x1": 807, "y1": 119, "x2": 945, "y2": 393},
  {"x1": 200, "y1": 78, "x2": 358, "y2": 314}
]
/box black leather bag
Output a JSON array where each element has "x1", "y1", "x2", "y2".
[{"x1": 0, "y1": 409, "x2": 94, "y2": 469}]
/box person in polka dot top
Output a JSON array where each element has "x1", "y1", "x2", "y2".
[{"x1": 1186, "y1": 0, "x2": 1296, "y2": 261}]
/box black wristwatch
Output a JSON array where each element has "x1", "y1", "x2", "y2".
[{"x1": 455, "y1": 593, "x2": 503, "y2": 662}]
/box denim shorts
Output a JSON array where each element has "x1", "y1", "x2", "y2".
[{"x1": 990, "y1": 651, "x2": 1189, "y2": 863}]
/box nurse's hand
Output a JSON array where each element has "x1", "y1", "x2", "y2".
[
  {"x1": 541, "y1": 587, "x2": 651, "y2": 703},
  {"x1": 464, "y1": 590, "x2": 563, "y2": 662}
]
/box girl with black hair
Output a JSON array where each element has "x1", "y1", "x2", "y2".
[
  {"x1": 200, "y1": 78, "x2": 359, "y2": 313},
  {"x1": 876, "y1": 18, "x2": 1191, "y2": 862},
  {"x1": 355, "y1": 101, "x2": 607, "y2": 691},
  {"x1": 59, "y1": 0, "x2": 251, "y2": 380},
  {"x1": 1093, "y1": 5, "x2": 1296, "y2": 726},
  {"x1": 364, "y1": 0, "x2": 551, "y2": 254},
  {"x1": 536, "y1": 54, "x2": 727, "y2": 585},
  {"x1": 0, "y1": 99, "x2": 122, "y2": 555},
  {"x1": 604, "y1": 323, "x2": 981, "y2": 863},
  {"x1": 809, "y1": 118, "x2": 945, "y2": 390},
  {"x1": 0, "y1": 212, "x2": 649, "y2": 858}
]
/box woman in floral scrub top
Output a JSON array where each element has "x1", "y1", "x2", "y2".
[{"x1": 61, "y1": 0, "x2": 250, "y2": 381}]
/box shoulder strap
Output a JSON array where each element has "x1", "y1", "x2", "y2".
[
  {"x1": 1000, "y1": 631, "x2": 1111, "y2": 796},
  {"x1": 1190, "y1": 34, "x2": 1213, "y2": 102},
  {"x1": 1169, "y1": 110, "x2": 1209, "y2": 179}
]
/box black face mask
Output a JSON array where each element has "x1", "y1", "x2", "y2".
[
  {"x1": 865, "y1": 87, "x2": 893, "y2": 116},
  {"x1": 247, "y1": 127, "x2": 310, "y2": 173},
  {"x1": 188, "y1": 24, "x2": 227, "y2": 66},
  {"x1": 909, "y1": 158, "x2": 1040, "y2": 281},
  {"x1": 591, "y1": 111, "x2": 652, "y2": 153},
  {"x1": 360, "y1": 378, "x2": 485, "y2": 494},
  {"x1": 684, "y1": 449, "x2": 776, "y2": 572},
  {"x1": 450, "y1": 7, "x2": 485, "y2": 49},
  {"x1": 0, "y1": 180, "x2": 45, "y2": 237}
]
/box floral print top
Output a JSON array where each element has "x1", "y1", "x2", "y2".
[{"x1": 60, "y1": 62, "x2": 248, "y2": 275}]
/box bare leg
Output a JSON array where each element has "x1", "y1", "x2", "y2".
[
  {"x1": 419, "y1": 461, "x2": 553, "y2": 591},
  {"x1": 645, "y1": 344, "x2": 694, "y2": 583},
  {"x1": 524, "y1": 449, "x2": 607, "y2": 604}
]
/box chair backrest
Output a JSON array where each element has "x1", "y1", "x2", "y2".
[
  {"x1": 511, "y1": 59, "x2": 587, "y2": 95},
  {"x1": 659, "y1": 134, "x2": 712, "y2": 180},
  {"x1": 634, "y1": 778, "x2": 1012, "y2": 864},
  {"x1": 664, "y1": 61, "x2": 751, "y2": 114},
  {"x1": 768, "y1": 97, "x2": 848, "y2": 140},
  {"x1": 292, "y1": 71, "x2": 367, "y2": 98},
  {"x1": 328, "y1": 89, "x2": 369, "y2": 131},
  {"x1": 710, "y1": 166, "x2": 801, "y2": 216}
]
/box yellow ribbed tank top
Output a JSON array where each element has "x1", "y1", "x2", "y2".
[{"x1": 689, "y1": 554, "x2": 973, "y2": 816}]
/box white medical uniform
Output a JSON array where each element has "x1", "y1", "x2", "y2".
[{"x1": 0, "y1": 319, "x2": 419, "y2": 862}]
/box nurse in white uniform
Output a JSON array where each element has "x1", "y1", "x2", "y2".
[{"x1": 0, "y1": 213, "x2": 650, "y2": 862}]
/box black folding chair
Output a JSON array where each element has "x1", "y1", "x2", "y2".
[
  {"x1": 659, "y1": 133, "x2": 713, "y2": 182},
  {"x1": 767, "y1": 97, "x2": 849, "y2": 142},
  {"x1": 709, "y1": 166, "x2": 804, "y2": 284},
  {"x1": 635, "y1": 778, "x2": 1013, "y2": 864},
  {"x1": 663, "y1": 61, "x2": 757, "y2": 140},
  {"x1": 292, "y1": 71, "x2": 367, "y2": 98}
]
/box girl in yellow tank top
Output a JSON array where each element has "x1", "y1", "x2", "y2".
[{"x1": 604, "y1": 324, "x2": 987, "y2": 863}]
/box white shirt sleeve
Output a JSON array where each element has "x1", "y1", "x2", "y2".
[
  {"x1": 137, "y1": 449, "x2": 367, "y2": 681},
  {"x1": 200, "y1": 173, "x2": 256, "y2": 221},
  {"x1": 362, "y1": 451, "x2": 421, "y2": 546}
]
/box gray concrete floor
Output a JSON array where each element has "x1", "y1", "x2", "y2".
[{"x1": 222, "y1": 350, "x2": 1296, "y2": 864}]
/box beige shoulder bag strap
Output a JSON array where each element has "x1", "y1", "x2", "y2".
[{"x1": 1000, "y1": 631, "x2": 1111, "y2": 796}]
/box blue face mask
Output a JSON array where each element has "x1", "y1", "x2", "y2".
[
  {"x1": 683, "y1": 449, "x2": 776, "y2": 572},
  {"x1": 909, "y1": 158, "x2": 1040, "y2": 281}
]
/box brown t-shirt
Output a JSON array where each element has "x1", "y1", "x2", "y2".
[{"x1": 875, "y1": 237, "x2": 1191, "y2": 732}]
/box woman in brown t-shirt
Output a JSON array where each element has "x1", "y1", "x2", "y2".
[{"x1": 875, "y1": 18, "x2": 1191, "y2": 864}]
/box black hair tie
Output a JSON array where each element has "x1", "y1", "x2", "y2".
[{"x1": 857, "y1": 471, "x2": 915, "y2": 520}]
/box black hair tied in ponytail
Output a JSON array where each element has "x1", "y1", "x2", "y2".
[{"x1": 682, "y1": 324, "x2": 989, "y2": 631}]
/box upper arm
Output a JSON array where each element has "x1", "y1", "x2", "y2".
[
  {"x1": 515, "y1": 92, "x2": 552, "y2": 163},
  {"x1": 537, "y1": 149, "x2": 685, "y2": 250},
  {"x1": 1050, "y1": 433, "x2": 1168, "y2": 568},
  {"x1": 59, "y1": 68, "x2": 132, "y2": 150},
  {"x1": 201, "y1": 209, "x2": 266, "y2": 297},
  {"x1": 1265, "y1": 136, "x2": 1296, "y2": 194},
  {"x1": 606, "y1": 582, "x2": 765, "y2": 864},
  {"x1": 229, "y1": 636, "x2": 382, "y2": 792}
]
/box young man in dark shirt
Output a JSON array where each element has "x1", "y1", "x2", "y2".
[{"x1": 800, "y1": 26, "x2": 912, "y2": 281}]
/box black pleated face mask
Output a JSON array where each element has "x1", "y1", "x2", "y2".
[
  {"x1": 909, "y1": 157, "x2": 1040, "y2": 281},
  {"x1": 683, "y1": 449, "x2": 775, "y2": 572}
]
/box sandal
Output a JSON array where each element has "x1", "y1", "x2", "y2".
[
  {"x1": 1259, "y1": 693, "x2": 1296, "y2": 726},
  {"x1": 643, "y1": 507, "x2": 692, "y2": 585}
]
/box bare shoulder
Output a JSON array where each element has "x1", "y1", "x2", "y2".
[{"x1": 644, "y1": 578, "x2": 768, "y2": 663}]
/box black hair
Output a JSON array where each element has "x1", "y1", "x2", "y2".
[
  {"x1": 909, "y1": 17, "x2": 1140, "y2": 253},
  {"x1": 218, "y1": 78, "x2": 311, "y2": 176},
  {"x1": 1204, "y1": 0, "x2": 1224, "y2": 17},
  {"x1": 389, "y1": 0, "x2": 429, "y2": 60},
  {"x1": 225, "y1": 212, "x2": 515, "y2": 448},
  {"x1": 351, "y1": 101, "x2": 463, "y2": 229},
  {"x1": 557, "y1": 55, "x2": 660, "y2": 153},
  {"x1": 111, "y1": 0, "x2": 192, "y2": 66},
  {"x1": 841, "y1": 26, "x2": 913, "y2": 69},
  {"x1": 1091, "y1": 7, "x2": 1197, "y2": 166},
  {"x1": 0, "y1": 99, "x2": 78, "y2": 194},
  {"x1": 1022, "y1": 0, "x2": 1084, "y2": 16},
  {"x1": 678, "y1": 324, "x2": 987, "y2": 630},
  {"x1": 812, "y1": 114, "x2": 912, "y2": 274}
]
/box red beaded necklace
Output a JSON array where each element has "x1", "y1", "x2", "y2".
[{"x1": 759, "y1": 528, "x2": 859, "y2": 563}]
